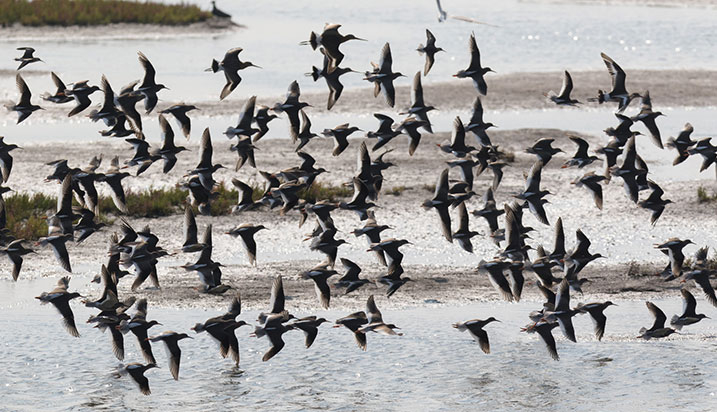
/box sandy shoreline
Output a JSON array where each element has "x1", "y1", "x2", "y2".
[
  {"x1": 4, "y1": 69, "x2": 716, "y2": 124},
  {"x1": 4, "y1": 126, "x2": 717, "y2": 310}
]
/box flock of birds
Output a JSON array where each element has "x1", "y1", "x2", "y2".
[{"x1": 2, "y1": 19, "x2": 717, "y2": 396}]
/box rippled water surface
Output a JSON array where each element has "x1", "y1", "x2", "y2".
[{"x1": 2, "y1": 277, "x2": 717, "y2": 411}]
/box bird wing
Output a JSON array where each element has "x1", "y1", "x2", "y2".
[
  {"x1": 646, "y1": 301, "x2": 667, "y2": 329},
  {"x1": 269, "y1": 276, "x2": 285, "y2": 314}
]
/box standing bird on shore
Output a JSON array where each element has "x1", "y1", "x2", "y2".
[
  {"x1": 300, "y1": 23, "x2": 365, "y2": 69},
  {"x1": 416, "y1": 29, "x2": 444, "y2": 76},
  {"x1": 41, "y1": 72, "x2": 74, "y2": 104},
  {"x1": 160, "y1": 104, "x2": 198, "y2": 139},
  {"x1": 6, "y1": 74, "x2": 42, "y2": 124},
  {"x1": 36, "y1": 276, "x2": 81, "y2": 337},
  {"x1": 400, "y1": 72, "x2": 435, "y2": 133},
  {"x1": 453, "y1": 317, "x2": 500, "y2": 354},
  {"x1": 546, "y1": 70, "x2": 580, "y2": 106},
  {"x1": 15, "y1": 47, "x2": 43, "y2": 70},
  {"x1": 134, "y1": 52, "x2": 167, "y2": 113},
  {"x1": 148, "y1": 331, "x2": 192, "y2": 380},
  {"x1": 453, "y1": 33, "x2": 494, "y2": 95},
  {"x1": 210, "y1": 0, "x2": 231, "y2": 18},
  {"x1": 364, "y1": 43, "x2": 404, "y2": 108},
  {"x1": 207, "y1": 47, "x2": 261, "y2": 100},
  {"x1": 590, "y1": 52, "x2": 641, "y2": 113}
]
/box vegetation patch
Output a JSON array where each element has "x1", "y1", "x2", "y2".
[
  {"x1": 0, "y1": 0, "x2": 212, "y2": 27},
  {"x1": 697, "y1": 186, "x2": 717, "y2": 203}
]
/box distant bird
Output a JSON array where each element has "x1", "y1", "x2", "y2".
[
  {"x1": 670, "y1": 289, "x2": 709, "y2": 330},
  {"x1": 35, "y1": 276, "x2": 81, "y2": 337},
  {"x1": 416, "y1": 29, "x2": 444, "y2": 76},
  {"x1": 160, "y1": 104, "x2": 198, "y2": 139},
  {"x1": 422, "y1": 168, "x2": 452, "y2": 241},
  {"x1": 180, "y1": 204, "x2": 203, "y2": 253},
  {"x1": 358, "y1": 295, "x2": 403, "y2": 336},
  {"x1": 465, "y1": 96, "x2": 495, "y2": 147},
  {"x1": 134, "y1": 52, "x2": 167, "y2": 113},
  {"x1": 300, "y1": 23, "x2": 365, "y2": 69},
  {"x1": 148, "y1": 331, "x2": 192, "y2": 380},
  {"x1": 117, "y1": 363, "x2": 157, "y2": 396},
  {"x1": 306, "y1": 47, "x2": 356, "y2": 110},
  {"x1": 453, "y1": 317, "x2": 500, "y2": 354},
  {"x1": 15, "y1": 47, "x2": 42, "y2": 70},
  {"x1": 471, "y1": 187, "x2": 504, "y2": 239},
  {"x1": 41, "y1": 72, "x2": 74, "y2": 104},
  {"x1": 526, "y1": 138, "x2": 562, "y2": 166},
  {"x1": 6, "y1": 74, "x2": 42, "y2": 124},
  {"x1": 334, "y1": 311, "x2": 368, "y2": 350},
  {"x1": 207, "y1": 47, "x2": 260, "y2": 100},
  {"x1": 272, "y1": 80, "x2": 310, "y2": 142},
  {"x1": 226, "y1": 224, "x2": 266, "y2": 265},
  {"x1": 631, "y1": 91, "x2": 664, "y2": 148},
  {"x1": 666, "y1": 123, "x2": 696, "y2": 165},
  {"x1": 400, "y1": 72, "x2": 435, "y2": 133},
  {"x1": 364, "y1": 42, "x2": 404, "y2": 108},
  {"x1": 210, "y1": 0, "x2": 231, "y2": 18},
  {"x1": 546, "y1": 70, "x2": 580, "y2": 105},
  {"x1": 589, "y1": 52, "x2": 641, "y2": 113},
  {"x1": 637, "y1": 302, "x2": 677, "y2": 339},
  {"x1": 571, "y1": 172, "x2": 606, "y2": 210},
  {"x1": 453, "y1": 33, "x2": 494, "y2": 95},
  {"x1": 562, "y1": 136, "x2": 598, "y2": 168},
  {"x1": 638, "y1": 180, "x2": 672, "y2": 225}
]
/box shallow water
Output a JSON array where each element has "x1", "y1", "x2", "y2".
[{"x1": 2, "y1": 276, "x2": 717, "y2": 411}]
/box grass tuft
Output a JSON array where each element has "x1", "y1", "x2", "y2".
[
  {"x1": 0, "y1": 0, "x2": 212, "y2": 27},
  {"x1": 697, "y1": 186, "x2": 717, "y2": 203},
  {"x1": 386, "y1": 185, "x2": 408, "y2": 196}
]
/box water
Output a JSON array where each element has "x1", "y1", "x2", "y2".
[{"x1": 2, "y1": 276, "x2": 717, "y2": 411}]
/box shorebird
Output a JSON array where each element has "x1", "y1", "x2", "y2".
[
  {"x1": 300, "y1": 23, "x2": 365, "y2": 69},
  {"x1": 272, "y1": 80, "x2": 310, "y2": 142},
  {"x1": 88, "y1": 75, "x2": 122, "y2": 127},
  {"x1": 301, "y1": 264, "x2": 337, "y2": 308},
  {"x1": 41, "y1": 72, "x2": 74, "y2": 104},
  {"x1": 117, "y1": 363, "x2": 157, "y2": 396},
  {"x1": 188, "y1": 127, "x2": 223, "y2": 191},
  {"x1": 0, "y1": 239, "x2": 34, "y2": 281},
  {"x1": 335, "y1": 258, "x2": 370, "y2": 294},
  {"x1": 422, "y1": 168, "x2": 452, "y2": 241},
  {"x1": 294, "y1": 110, "x2": 318, "y2": 152},
  {"x1": 655, "y1": 237, "x2": 692, "y2": 280},
  {"x1": 453, "y1": 202, "x2": 480, "y2": 253},
  {"x1": 358, "y1": 295, "x2": 403, "y2": 336},
  {"x1": 637, "y1": 302, "x2": 677, "y2": 339},
  {"x1": 515, "y1": 160, "x2": 550, "y2": 225},
  {"x1": 252, "y1": 105, "x2": 277, "y2": 142},
  {"x1": 65, "y1": 80, "x2": 100, "y2": 117},
  {"x1": 670, "y1": 289, "x2": 709, "y2": 330},
  {"x1": 364, "y1": 42, "x2": 404, "y2": 108},
  {"x1": 230, "y1": 136, "x2": 258, "y2": 171},
  {"x1": 610, "y1": 135, "x2": 643, "y2": 203},
  {"x1": 638, "y1": 180, "x2": 671, "y2": 225},
  {"x1": 117, "y1": 298, "x2": 161, "y2": 364},
  {"x1": 6, "y1": 74, "x2": 43, "y2": 124},
  {"x1": 74, "y1": 208, "x2": 105, "y2": 243},
  {"x1": 152, "y1": 115, "x2": 187, "y2": 173},
  {"x1": 134, "y1": 52, "x2": 167, "y2": 113},
  {"x1": 367, "y1": 114, "x2": 400, "y2": 153},
  {"x1": 339, "y1": 177, "x2": 376, "y2": 221},
  {"x1": 307, "y1": 47, "x2": 357, "y2": 110},
  {"x1": 124, "y1": 137, "x2": 158, "y2": 176},
  {"x1": 687, "y1": 138, "x2": 717, "y2": 176},
  {"x1": 225, "y1": 95, "x2": 259, "y2": 139},
  {"x1": 207, "y1": 47, "x2": 260, "y2": 100},
  {"x1": 160, "y1": 104, "x2": 198, "y2": 139},
  {"x1": 571, "y1": 172, "x2": 606, "y2": 210},
  {"x1": 438, "y1": 116, "x2": 476, "y2": 157},
  {"x1": 0, "y1": 137, "x2": 19, "y2": 183},
  {"x1": 526, "y1": 138, "x2": 562, "y2": 166},
  {"x1": 631, "y1": 91, "x2": 664, "y2": 148},
  {"x1": 251, "y1": 310, "x2": 295, "y2": 362},
  {"x1": 595, "y1": 140, "x2": 622, "y2": 180},
  {"x1": 290, "y1": 317, "x2": 329, "y2": 348},
  {"x1": 36, "y1": 276, "x2": 81, "y2": 337},
  {"x1": 400, "y1": 72, "x2": 435, "y2": 133},
  {"x1": 226, "y1": 224, "x2": 266, "y2": 265},
  {"x1": 97, "y1": 156, "x2": 130, "y2": 214},
  {"x1": 521, "y1": 321, "x2": 559, "y2": 361},
  {"x1": 322, "y1": 123, "x2": 362, "y2": 156},
  {"x1": 478, "y1": 259, "x2": 514, "y2": 301},
  {"x1": 453, "y1": 317, "x2": 500, "y2": 354},
  {"x1": 416, "y1": 29, "x2": 444, "y2": 76},
  {"x1": 546, "y1": 70, "x2": 580, "y2": 105},
  {"x1": 665, "y1": 123, "x2": 696, "y2": 165},
  {"x1": 589, "y1": 52, "x2": 641, "y2": 113},
  {"x1": 210, "y1": 0, "x2": 231, "y2": 18},
  {"x1": 562, "y1": 136, "x2": 598, "y2": 168},
  {"x1": 466, "y1": 96, "x2": 496, "y2": 147},
  {"x1": 575, "y1": 301, "x2": 616, "y2": 341},
  {"x1": 352, "y1": 212, "x2": 390, "y2": 266},
  {"x1": 191, "y1": 294, "x2": 247, "y2": 365},
  {"x1": 15, "y1": 47, "x2": 42, "y2": 70},
  {"x1": 334, "y1": 311, "x2": 368, "y2": 350},
  {"x1": 500, "y1": 203, "x2": 532, "y2": 261},
  {"x1": 471, "y1": 187, "x2": 504, "y2": 241},
  {"x1": 230, "y1": 178, "x2": 259, "y2": 214},
  {"x1": 453, "y1": 33, "x2": 494, "y2": 95},
  {"x1": 395, "y1": 116, "x2": 428, "y2": 156},
  {"x1": 148, "y1": 331, "x2": 192, "y2": 380}
]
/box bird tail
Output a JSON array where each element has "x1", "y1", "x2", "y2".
[
  {"x1": 417, "y1": 44, "x2": 425, "y2": 55},
  {"x1": 670, "y1": 315, "x2": 683, "y2": 330}
]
